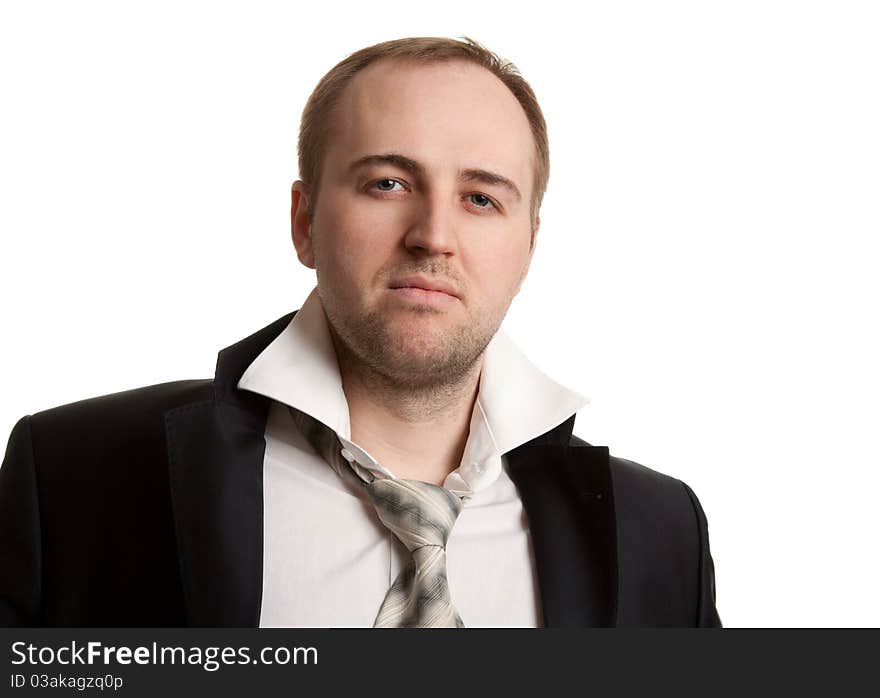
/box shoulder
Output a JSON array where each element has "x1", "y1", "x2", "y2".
[
  {"x1": 570, "y1": 431, "x2": 691, "y2": 496},
  {"x1": 29, "y1": 378, "x2": 212, "y2": 428},
  {"x1": 570, "y1": 432, "x2": 703, "y2": 532},
  {"x1": 15, "y1": 379, "x2": 213, "y2": 467},
  {"x1": 608, "y1": 453, "x2": 690, "y2": 504}
]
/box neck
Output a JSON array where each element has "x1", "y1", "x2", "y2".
[{"x1": 332, "y1": 337, "x2": 483, "y2": 486}]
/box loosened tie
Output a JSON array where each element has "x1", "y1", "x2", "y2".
[{"x1": 289, "y1": 406, "x2": 466, "y2": 628}]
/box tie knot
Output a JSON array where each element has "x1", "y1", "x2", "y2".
[{"x1": 365, "y1": 478, "x2": 463, "y2": 552}]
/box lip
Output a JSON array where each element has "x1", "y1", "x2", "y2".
[
  {"x1": 388, "y1": 275, "x2": 460, "y2": 299},
  {"x1": 388, "y1": 286, "x2": 458, "y2": 308}
]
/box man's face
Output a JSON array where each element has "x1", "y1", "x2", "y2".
[{"x1": 292, "y1": 58, "x2": 538, "y2": 389}]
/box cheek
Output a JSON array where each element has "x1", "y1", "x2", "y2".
[
  {"x1": 314, "y1": 191, "x2": 398, "y2": 288},
  {"x1": 465, "y1": 237, "x2": 531, "y2": 301}
]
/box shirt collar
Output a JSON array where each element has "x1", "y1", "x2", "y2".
[{"x1": 237, "y1": 287, "x2": 588, "y2": 494}]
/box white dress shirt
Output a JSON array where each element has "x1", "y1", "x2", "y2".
[{"x1": 238, "y1": 288, "x2": 587, "y2": 627}]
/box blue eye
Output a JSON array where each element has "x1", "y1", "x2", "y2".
[
  {"x1": 374, "y1": 179, "x2": 402, "y2": 192},
  {"x1": 469, "y1": 193, "x2": 495, "y2": 209}
]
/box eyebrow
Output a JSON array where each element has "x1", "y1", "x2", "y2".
[{"x1": 347, "y1": 153, "x2": 523, "y2": 202}]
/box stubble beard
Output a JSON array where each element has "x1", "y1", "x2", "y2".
[{"x1": 319, "y1": 285, "x2": 508, "y2": 416}]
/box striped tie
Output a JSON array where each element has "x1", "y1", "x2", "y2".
[{"x1": 289, "y1": 407, "x2": 466, "y2": 628}]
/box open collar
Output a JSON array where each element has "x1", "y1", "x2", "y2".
[{"x1": 236, "y1": 287, "x2": 589, "y2": 494}]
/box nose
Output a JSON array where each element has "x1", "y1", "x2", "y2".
[{"x1": 402, "y1": 191, "x2": 457, "y2": 257}]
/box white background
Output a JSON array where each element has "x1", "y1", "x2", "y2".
[{"x1": 1, "y1": 0, "x2": 878, "y2": 627}]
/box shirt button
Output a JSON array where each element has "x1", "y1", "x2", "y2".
[{"x1": 340, "y1": 448, "x2": 355, "y2": 462}]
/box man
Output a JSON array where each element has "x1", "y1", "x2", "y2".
[{"x1": 0, "y1": 37, "x2": 721, "y2": 627}]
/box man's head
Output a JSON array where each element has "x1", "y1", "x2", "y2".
[{"x1": 290, "y1": 37, "x2": 550, "y2": 391}]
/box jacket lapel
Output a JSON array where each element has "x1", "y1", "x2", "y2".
[
  {"x1": 165, "y1": 313, "x2": 294, "y2": 627},
  {"x1": 506, "y1": 416, "x2": 619, "y2": 627}
]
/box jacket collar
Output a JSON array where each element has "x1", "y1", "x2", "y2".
[{"x1": 166, "y1": 311, "x2": 617, "y2": 627}]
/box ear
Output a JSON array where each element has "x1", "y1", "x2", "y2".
[
  {"x1": 513, "y1": 216, "x2": 539, "y2": 296},
  {"x1": 291, "y1": 180, "x2": 315, "y2": 268}
]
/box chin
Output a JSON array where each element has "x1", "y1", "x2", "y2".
[
  {"x1": 380, "y1": 324, "x2": 487, "y2": 384},
  {"x1": 385, "y1": 318, "x2": 454, "y2": 350}
]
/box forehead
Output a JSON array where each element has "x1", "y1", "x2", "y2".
[{"x1": 324, "y1": 58, "x2": 535, "y2": 187}]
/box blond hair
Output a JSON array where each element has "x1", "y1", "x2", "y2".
[{"x1": 297, "y1": 37, "x2": 549, "y2": 232}]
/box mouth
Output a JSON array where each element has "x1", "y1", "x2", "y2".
[
  {"x1": 388, "y1": 276, "x2": 460, "y2": 299},
  {"x1": 387, "y1": 275, "x2": 461, "y2": 307}
]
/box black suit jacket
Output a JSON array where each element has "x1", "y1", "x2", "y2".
[{"x1": 0, "y1": 311, "x2": 721, "y2": 627}]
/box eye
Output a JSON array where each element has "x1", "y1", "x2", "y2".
[
  {"x1": 467, "y1": 193, "x2": 498, "y2": 210},
  {"x1": 372, "y1": 178, "x2": 405, "y2": 192}
]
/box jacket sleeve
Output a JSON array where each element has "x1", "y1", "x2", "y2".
[
  {"x1": 681, "y1": 481, "x2": 722, "y2": 628},
  {"x1": 0, "y1": 416, "x2": 42, "y2": 626}
]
